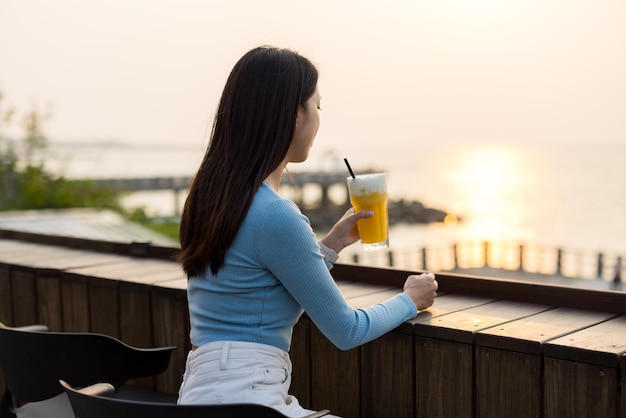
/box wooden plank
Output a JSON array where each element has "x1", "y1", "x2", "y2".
[
  {"x1": 0, "y1": 239, "x2": 60, "y2": 257},
  {"x1": 331, "y1": 264, "x2": 411, "y2": 288},
  {"x1": 309, "y1": 284, "x2": 418, "y2": 417},
  {"x1": 0, "y1": 265, "x2": 12, "y2": 325},
  {"x1": 543, "y1": 315, "x2": 626, "y2": 367},
  {"x1": 0, "y1": 230, "x2": 177, "y2": 260},
  {"x1": 331, "y1": 264, "x2": 626, "y2": 314},
  {"x1": 409, "y1": 294, "x2": 497, "y2": 418},
  {"x1": 35, "y1": 270, "x2": 63, "y2": 331},
  {"x1": 412, "y1": 299, "x2": 550, "y2": 418},
  {"x1": 412, "y1": 293, "x2": 495, "y2": 320},
  {"x1": 415, "y1": 336, "x2": 473, "y2": 418},
  {"x1": 40, "y1": 251, "x2": 128, "y2": 268},
  {"x1": 0, "y1": 246, "x2": 69, "y2": 264},
  {"x1": 474, "y1": 307, "x2": 616, "y2": 418},
  {"x1": 60, "y1": 256, "x2": 181, "y2": 339},
  {"x1": 476, "y1": 307, "x2": 617, "y2": 355},
  {"x1": 60, "y1": 271, "x2": 91, "y2": 332},
  {"x1": 290, "y1": 316, "x2": 311, "y2": 408},
  {"x1": 2, "y1": 243, "x2": 132, "y2": 332},
  {"x1": 120, "y1": 267, "x2": 186, "y2": 285},
  {"x1": 434, "y1": 272, "x2": 626, "y2": 314},
  {"x1": 345, "y1": 288, "x2": 403, "y2": 308},
  {"x1": 1, "y1": 247, "x2": 68, "y2": 328},
  {"x1": 10, "y1": 268, "x2": 37, "y2": 327},
  {"x1": 118, "y1": 280, "x2": 154, "y2": 348},
  {"x1": 86, "y1": 265, "x2": 183, "y2": 342},
  {"x1": 544, "y1": 357, "x2": 618, "y2": 418},
  {"x1": 413, "y1": 299, "x2": 551, "y2": 344},
  {"x1": 542, "y1": 316, "x2": 626, "y2": 418},
  {"x1": 617, "y1": 354, "x2": 626, "y2": 417},
  {"x1": 117, "y1": 279, "x2": 158, "y2": 391},
  {"x1": 1, "y1": 245, "x2": 125, "y2": 269},
  {"x1": 475, "y1": 347, "x2": 541, "y2": 418},
  {"x1": 150, "y1": 282, "x2": 189, "y2": 394},
  {"x1": 67, "y1": 258, "x2": 179, "y2": 283},
  {"x1": 361, "y1": 331, "x2": 414, "y2": 418},
  {"x1": 335, "y1": 281, "x2": 394, "y2": 299},
  {"x1": 87, "y1": 276, "x2": 120, "y2": 338},
  {"x1": 117, "y1": 271, "x2": 187, "y2": 391},
  {"x1": 39, "y1": 254, "x2": 128, "y2": 333},
  {"x1": 309, "y1": 324, "x2": 360, "y2": 418}
]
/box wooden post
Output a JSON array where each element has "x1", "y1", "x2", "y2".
[
  {"x1": 519, "y1": 245, "x2": 524, "y2": 272},
  {"x1": 421, "y1": 248, "x2": 427, "y2": 271},
  {"x1": 320, "y1": 184, "x2": 330, "y2": 210},
  {"x1": 596, "y1": 253, "x2": 604, "y2": 279},
  {"x1": 453, "y1": 244, "x2": 458, "y2": 269},
  {"x1": 387, "y1": 251, "x2": 394, "y2": 267},
  {"x1": 484, "y1": 241, "x2": 489, "y2": 267},
  {"x1": 173, "y1": 188, "x2": 182, "y2": 218},
  {"x1": 556, "y1": 249, "x2": 563, "y2": 276}
]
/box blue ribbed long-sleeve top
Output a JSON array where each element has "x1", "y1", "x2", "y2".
[{"x1": 187, "y1": 182, "x2": 417, "y2": 352}]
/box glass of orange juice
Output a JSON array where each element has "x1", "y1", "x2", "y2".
[{"x1": 346, "y1": 173, "x2": 389, "y2": 250}]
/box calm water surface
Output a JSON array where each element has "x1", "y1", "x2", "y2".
[{"x1": 46, "y1": 141, "x2": 626, "y2": 258}]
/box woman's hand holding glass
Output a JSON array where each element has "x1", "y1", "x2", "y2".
[{"x1": 320, "y1": 208, "x2": 373, "y2": 254}]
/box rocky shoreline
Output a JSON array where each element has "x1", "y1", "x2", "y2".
[{"x1": 301, "y1": 198, "x2": 453, "y2": 230}]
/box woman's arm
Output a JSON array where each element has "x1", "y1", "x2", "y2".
[{"x1": 260, "y1": 201, "x2": 417, "y2": 351}]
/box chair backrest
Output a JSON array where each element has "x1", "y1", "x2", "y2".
[
  {"x1": 0, "y1": 325, "x2": 176, "y2": 403},
  {"x1": 60, "y1": 380, "x2": 293, "y2": 418}
]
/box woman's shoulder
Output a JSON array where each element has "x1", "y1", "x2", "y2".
[
  {"x1": 249, "y1": 183, "x2": 308, "y2": 227},
  {"x1": 250, "y1": 184, "x2": 315, "y2": 250},
  {"x1": 254, "y1": 182, "x2": 300, "y2": 213}
]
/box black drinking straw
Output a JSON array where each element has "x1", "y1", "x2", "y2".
[{"x1": 344, "y1": 158, "x2": 356, "y2": 179}]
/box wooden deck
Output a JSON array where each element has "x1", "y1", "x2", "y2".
[{"x1": 1, "y1": 230, "x2": 625, "y2": 418}]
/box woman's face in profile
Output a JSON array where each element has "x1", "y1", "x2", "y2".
[{"x1": 287, "y1": 86, "x2": 321, "y2": 163}]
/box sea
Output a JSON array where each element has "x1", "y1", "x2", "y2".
[{"x1": 42, "y1": 140, "x2": 626, "y2": 277}]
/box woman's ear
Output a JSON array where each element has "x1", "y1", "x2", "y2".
[{"x1": 294, "y1": 104, "x2": 304, "y2": 129}]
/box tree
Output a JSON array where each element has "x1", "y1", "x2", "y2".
[
  {"x1": 0, "y1": 90, "x2": 124, "y2": 212},
  {"x1": 0, "y1": 89, "x2": 179, "y2": 240},
  {"x1": 0, "y1": 91, "x2": 17, "y2": 208}
]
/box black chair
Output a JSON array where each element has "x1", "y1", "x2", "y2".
[
  {"x1": 61, "y1": 380, "x2": 331, "y2": 418},
  {"x1": 0, "y1": 324, "x2": 176, "y2": 418}
]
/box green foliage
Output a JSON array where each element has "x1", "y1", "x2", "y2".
[
  {"x1": 0, "y1": 91, "x2": 124, "y2": 212},
  {"x1": 0, "y1": 89, "x2": 180, "y2": 241},
  {"x1": 123, "y1": 208, "x2": 179, "y2": 240},
  {"x1": 141, "y1": 218, "x2": 180, "y2": 241},
  {"x1": 5, "y1": 165, "x2": 125, "y2": 211}
]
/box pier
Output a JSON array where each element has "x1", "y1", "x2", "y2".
[
  {"x1": 90, "y1": 172, "x2": 353, "y2": 217},
  {"x1": 91, "y1": 172, "x2": 448, "y2": 225},
  {"x1": 90, "y1": 177, "x2": 192, "y2": 217}
]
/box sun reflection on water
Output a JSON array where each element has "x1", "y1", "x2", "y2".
[{"x1": 441, "y1": 144, "x2": 537, "y2": 244}]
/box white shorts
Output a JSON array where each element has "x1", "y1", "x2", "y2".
[{"x1": 177, "y1": 341, "x2": 338, "y2": 417}]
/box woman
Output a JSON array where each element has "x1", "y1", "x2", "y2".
[{"x1": 177, "y1": 45, "x2": 438, "y2": 417}]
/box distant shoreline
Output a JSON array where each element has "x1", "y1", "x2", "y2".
[{"x1": 301, "y1": 198, "x2": 453, "y2": 230}]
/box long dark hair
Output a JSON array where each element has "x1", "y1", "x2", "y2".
[{"x1": 178, "y1": 46, "x2": 319, "y2": 276}]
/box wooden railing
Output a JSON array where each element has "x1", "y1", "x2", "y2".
[
  {"x1": 0, "y1": 230, "x2": 625, "y2": 418},
  {"x1": 349, "y1": 240, "x2": 626, "y2": 284}
]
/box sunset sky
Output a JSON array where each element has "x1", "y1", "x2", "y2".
[{"x1": 1, "y1": 0, "x2": 624, "y2": 153}]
